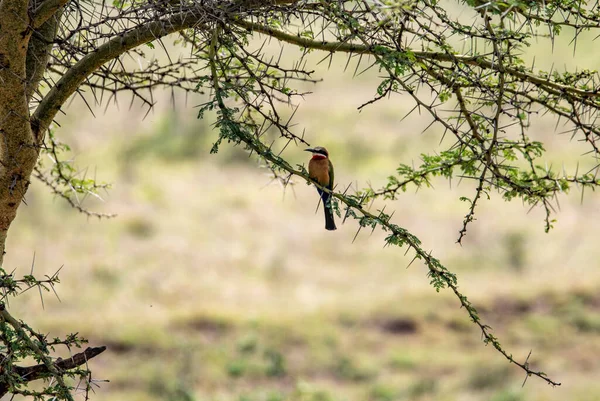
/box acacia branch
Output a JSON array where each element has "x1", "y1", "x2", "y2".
[
  {"x1": 0, "y1": 305, "x2": 73, "y2": 400},
  {"x1": 33, "y1": 0, "x2": 69, "y2": 28},
  {"x1": 32, "y1": 166, "x2": 117, "y2": 219},
  {"x1": 30, "y1": 4, "x2": 600, "y2": 142},
  {"x1": 234, "y1": 19, "x2": 600, "y2": 99},
  {"x1": 15, "y1": 346, "x2": 107, "y2": 382},
  {"x1": 0, "y1": 346, "x2": 107, "y2": 397},
  {"x1": 31, "y1": 9, "x2": 208, "y2": 139}
]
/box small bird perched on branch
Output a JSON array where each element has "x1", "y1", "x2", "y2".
[{"x1": 305, "y1": 147, "x2": 336, "y2": 231}]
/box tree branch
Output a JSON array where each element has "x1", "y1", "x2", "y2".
[
  {"x1": 13, "y1": 346, "x2": 107, "y2": 383},
  {"x1": 0, "y1": 345, "x2": 106, "y2": 397},
  {"x1": 31, "y1": 1, "x2": 305, "y2": 139},
  {"x1": 234, "y1": 19, "x2": 599, "y2": 99},
  {"x1": 32, "y1": 0, "x2": 68, "y2": 28},
  {"x1": 31, "y1": 10, "x2": 208, "y2": 139},
  {"x1": 0, "y1": 305, "x2": 73, "y2": 400},
  {"x1": 27, "y1": 8, "x2": 63, "y2": 102}
]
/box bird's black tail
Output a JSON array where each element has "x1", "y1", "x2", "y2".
[{"x1": 318, "y1": 189, "x2": 337, "y2": 231}]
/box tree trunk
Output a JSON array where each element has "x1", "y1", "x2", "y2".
[{"x1": 0, "y1": 1, "x2": 39, "y2": 266}]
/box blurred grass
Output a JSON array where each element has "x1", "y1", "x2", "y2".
[{"x1": 5, "y1": 16, "x2": 600, "y2": 401}]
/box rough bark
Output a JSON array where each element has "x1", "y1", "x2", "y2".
[
  {"x1": 0, "y1": 0, "x2": 37, "y2": 267},
  {"x1": 26, "y1": 1, "x2": 63, "y2": 102},
  {"x1": 32, "y1": 0, "x2": 69, "y2": 28}
]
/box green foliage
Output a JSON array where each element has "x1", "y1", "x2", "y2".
[
  {"x1": 0, "y1": 267, "x2": 99, "y2": 401},
  {"x1": 34, "y1": 129, "x2": 114, "y2": 218}
]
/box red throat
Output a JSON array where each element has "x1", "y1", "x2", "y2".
[{"x1": 311, "y1": 154, "x2": 327, "y2": 160}]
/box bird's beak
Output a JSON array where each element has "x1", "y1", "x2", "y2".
[{"x1": 304, "y1": 148, "x2": 315, "y2": 153}]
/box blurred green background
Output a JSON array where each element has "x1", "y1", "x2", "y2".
[{"x1": 6, "y1": 18, "x2": 600, "y2": 401}]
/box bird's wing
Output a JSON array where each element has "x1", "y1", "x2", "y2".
[{"x1": 328, "y1": 159, "x2": 334, "y2": 190}]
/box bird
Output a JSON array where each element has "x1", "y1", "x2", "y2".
[{"x1": 305, "y1": 146, "x2": 337, "y2": 231}]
